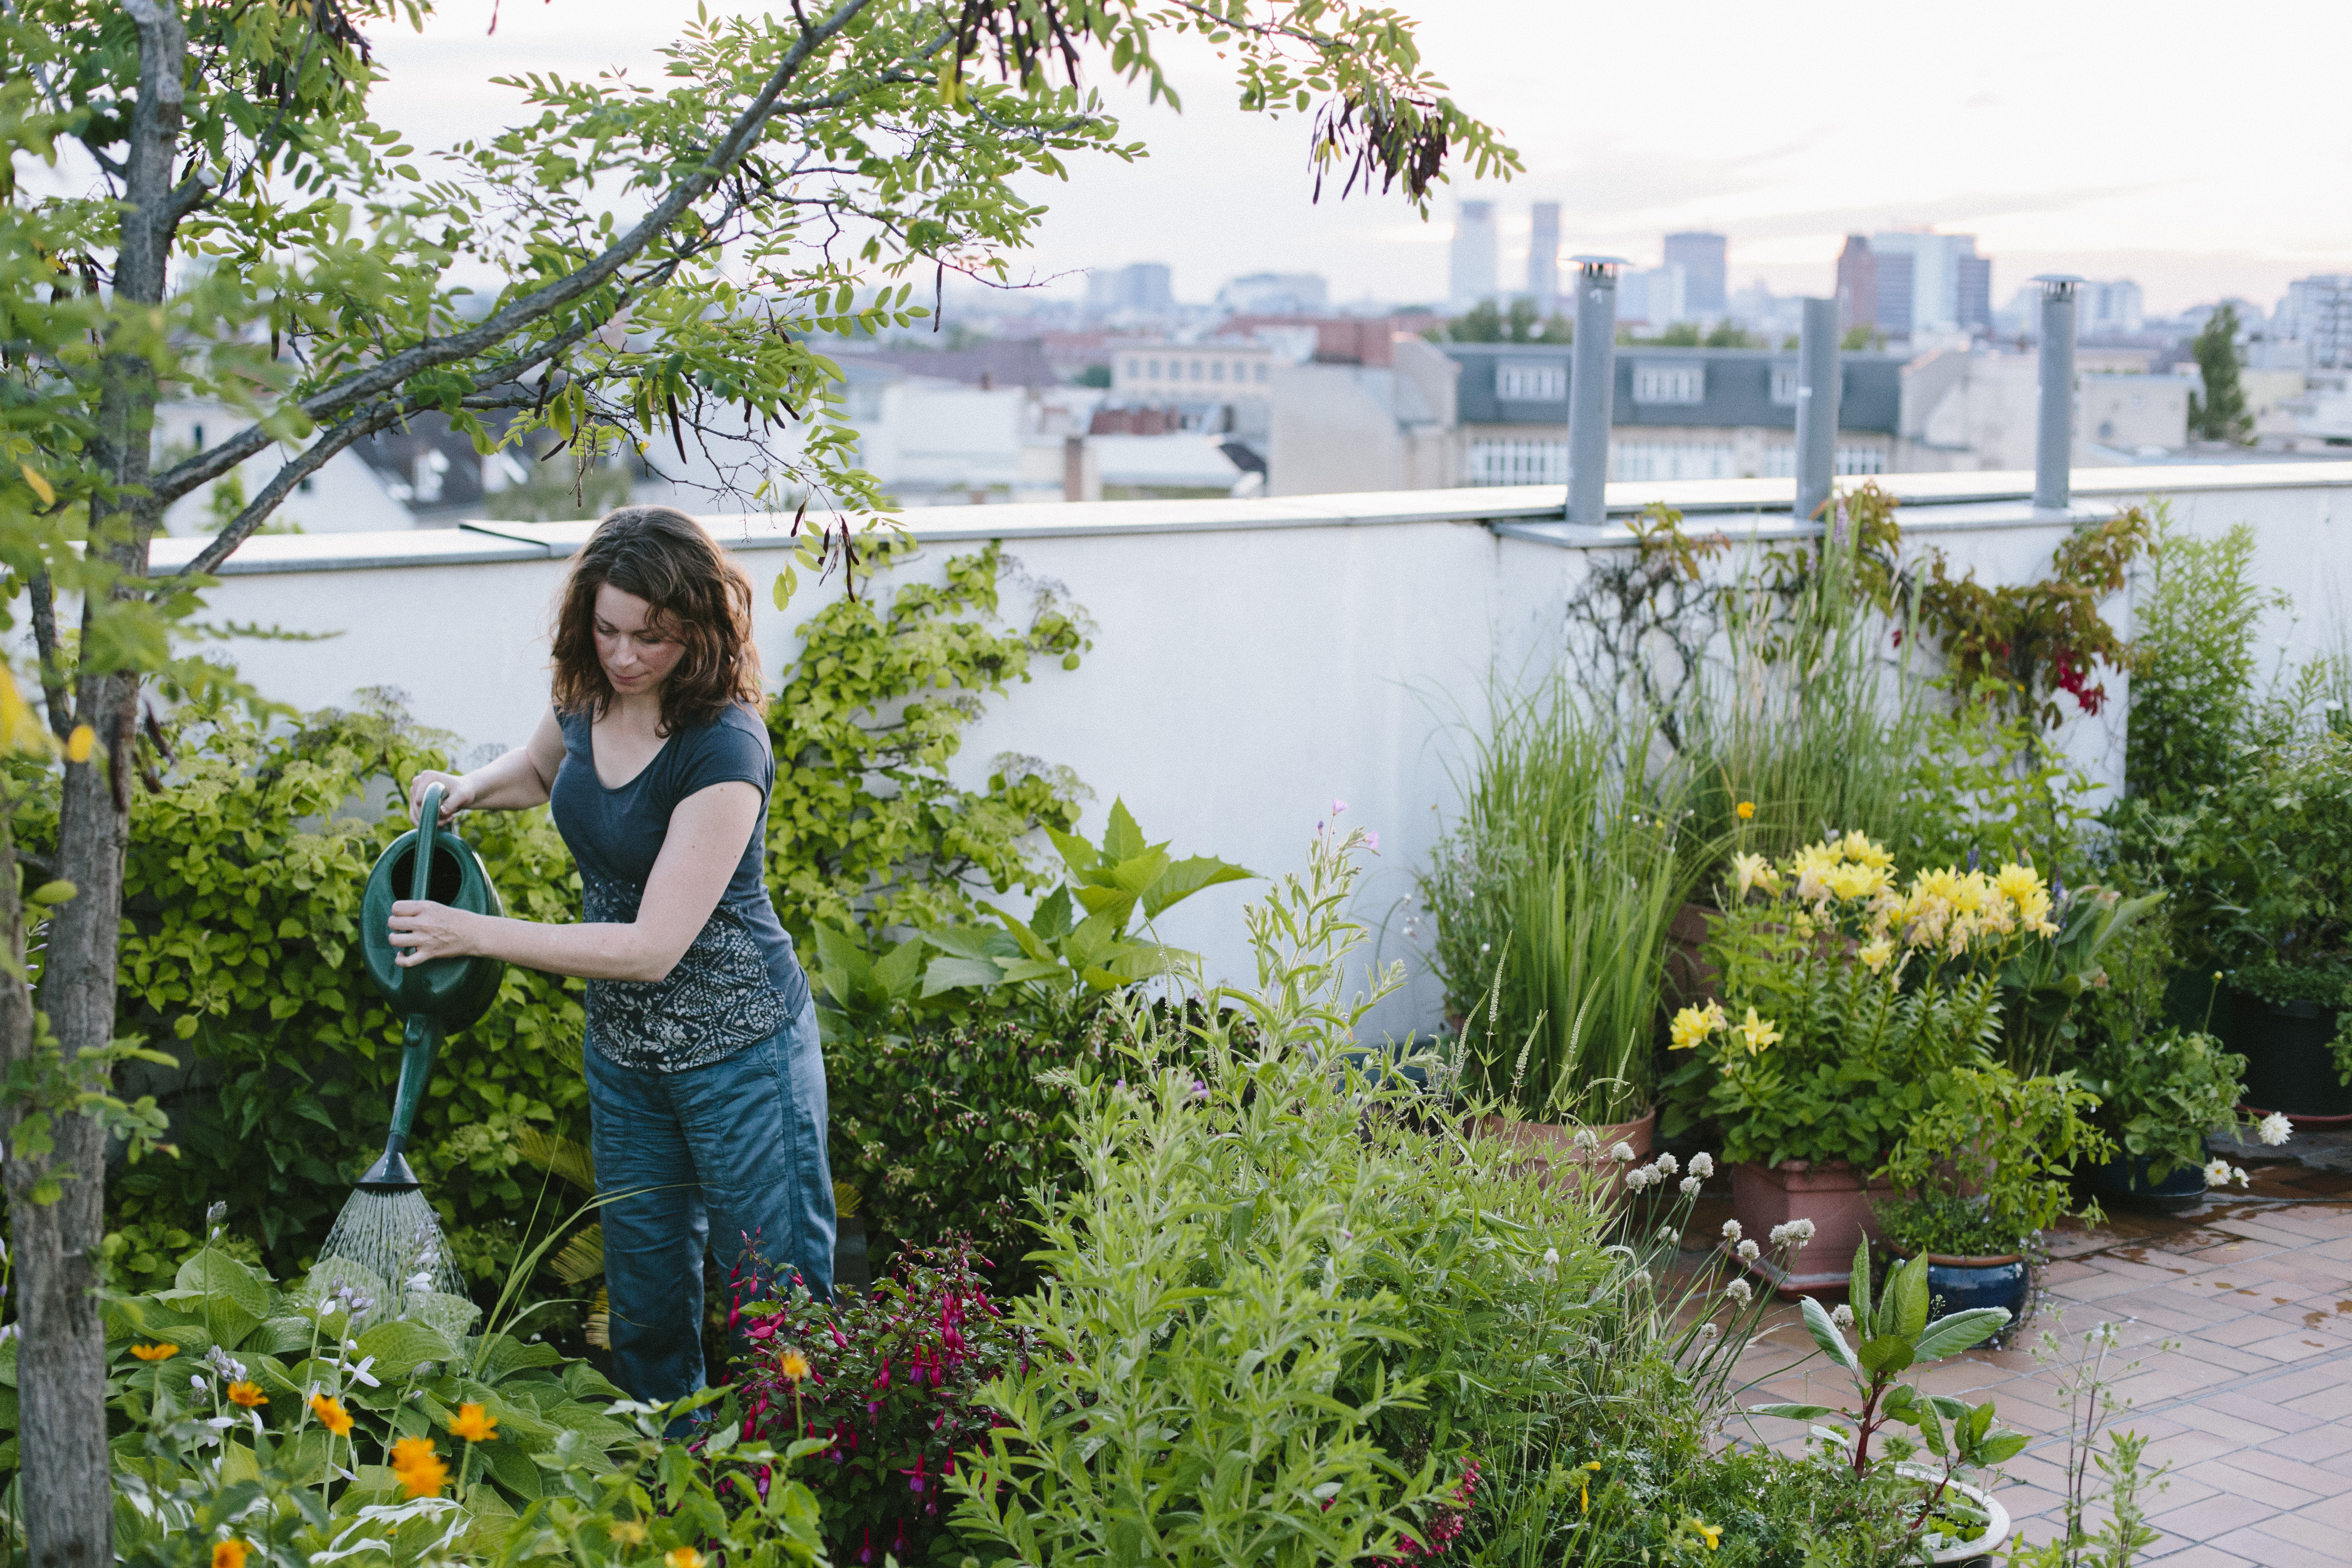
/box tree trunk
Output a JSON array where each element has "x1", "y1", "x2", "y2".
[{"x1": 2, "y1": 4, "x2": 188, "y2": 1561}]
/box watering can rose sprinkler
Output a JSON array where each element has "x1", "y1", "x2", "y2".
[{"x1": 320, "y1": 783, "x2": 506, "y2": 1324}]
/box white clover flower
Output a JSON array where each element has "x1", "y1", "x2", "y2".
[
  {"x1": 1572, "y1": 1129, "x2": 1599, "y2": 1154},
  {"x1": 1724, "y1": 1279, "x2": 1753, "y2": 1305},
  {"x1": 1655, "y1": 1153, "x2": 1679, "y2": 1177},
  {"x1": 1738, "y1": 1240, "x2": 1760, "y2": 1262},
  {"x1": 1609, "y1": 1142, "x2": 1635, "y2": 1164},
  {"x1": 1689, "y1": 1153, "x2": 1715, "y2": 1179},
  {"x1": 1681, "y1": 1176, "x2": 1702, "y2": 1196},
  {"x1": 1831, "y1": 1303, "x2": 1855, "y2": 1328},
  {"x1": 2258, "y1": 1112, "x2": 2292, "y2": 1147},
  {"x1": 1721, "y1": 1219, "x2": 1743, "y2": 1244}
]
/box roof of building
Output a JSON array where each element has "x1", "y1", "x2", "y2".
[
  {"x1": 1440, "y1": 343, "x2": 1903, "y2": 434},
  {"x1": 845, "y1": 339, "x2": 1060, "y2": 389}
]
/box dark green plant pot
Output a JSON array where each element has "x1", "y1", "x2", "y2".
[
  {"x1": 2088, "y1": 1153, "x2": 2205, "y2": 1212},
  {"x1": 2227, "y1": 988, "x2": 2352, "y2": 1125}
]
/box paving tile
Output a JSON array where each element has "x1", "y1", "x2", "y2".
[
  {"x1": 2178, "y1": 1454, "x2": 2326, "y2": 1510},
  {"x1": 2138, "y1": 1544, "x2": 2257, "y2": 1568},
  {"x1": 2191, "y1": 1388, "x2": 2331, "y2": 1435},
  {"x1": 2240, "y1": 1509, "x2": 2352, "y2": 1558},
  {"x1": 2283, "y1": 1380, "x2": 2352, "y2": 1422},
  {"x1": 2204, "y1": 1523, "x2": 2349, "y2": 1568},
  {"x1": 2149, "y1": 1488, "x2": 2277, "y2": 1542}
]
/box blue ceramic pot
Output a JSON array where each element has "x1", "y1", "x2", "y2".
[{"x1": 1924, "y1": 1255, "x2": 2029, "y2": 1319}]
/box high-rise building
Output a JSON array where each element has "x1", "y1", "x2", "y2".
[
  {"x1": 1529, "y1": 203, "x2": 1562, "y2": 315},
  {"x1": 1086, "y1": 262, "x2": 1175, "y2": 317},
  {"x1": 1663, "y1": 231, "x2": 1728, "y2": 317},
  {"x1": 1450, "y1": 201, "x2": 1499, "y2": 314},
  {"x1": 1618, "y1": 264, "x2": 1688, "y2": 328},
  {"x1": 1835, "y1": 236, "x2": 1877, "y2": 334},
  {"x1": 2078, "y1": 280, "x2": 2145, "y2": 336},
  {"x1": 1868, "y1": 231, "x2": 1989, "y2": 336},
  {"x1": 2280, "y1": 275, "x2": 2352, "y2": 368},
  {"x1": 1874, "y1": 252, "x2": 1915, "y2": 337}
]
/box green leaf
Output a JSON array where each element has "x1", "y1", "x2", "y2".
[
  {"x1": 1102, "y1": 799, "x2": 1148, "y2": 862},
  {"x1": 1746, "y1": 1402, "x2": 1835, "y2": 1421},
  {"x1": 1856, "y1": 1334, "x2": 1916, "y2": 1379},
  {"x1": 1798, "y1": 1294, "x2": 1859, "y2": 1374},
  {"x1": 1029, "y1": 885, "x2": 1074, "y2": 940},
  {"x1": 870, "y1": 937, "x2": 926, "y2": 1000},
  {"x1": 1976, "y1": 1431, "x2": 2030, "y2": 1465},
  {"x1": 1913, "y1": 1307, "x2": 2010, "y2": 1361},
  {"x1": 1139, "y1": 854, "x2": 1256, "y2": 919},
  {"x1": 1850, "y1": 1238, "x2": 1874, "y2": 1339},
  {"x1": 920, "y1": 957, "x2": 1006, "y2": 997},
  {"x1": 26, "y1": 881, "x2": 76, "y2": 906},
  {"x1": 1892, "y1": 1254, "x2": 1930, "y2": 1341},
  {"x1": 353, "y1": 1319, "x2": 459, "y2": 1382}
]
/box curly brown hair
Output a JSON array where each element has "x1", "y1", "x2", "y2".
[{"x1": 549, "y1": 507, "x2": 765, "y2": 734}]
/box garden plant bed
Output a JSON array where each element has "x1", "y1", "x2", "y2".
[{"x1": 1719, "y1": 1154, "x2": 2352, "y2": 1564}]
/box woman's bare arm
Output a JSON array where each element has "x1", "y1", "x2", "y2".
[
  {"x1": 387, "y1": 780, "x2": 760, "y2": 982},
  {"x1": 407, "y1": 708, "x2": 568, "y2": 820}
]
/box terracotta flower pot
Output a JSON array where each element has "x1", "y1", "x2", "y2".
[
  {"x1": 1731, "y1": 1158, "x2": 1893, "y2": 1298},
  {"x1": 1476, "y1": 1105, "x2": 1656, "y2": 1194}
]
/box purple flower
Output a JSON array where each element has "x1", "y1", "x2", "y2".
[
  {"x1": 1363, "y1": 829, "x2": 1380, "y2": 853},
  {"x1": 1332, "y1": 798, "x2": 1350, "y2": 816}
]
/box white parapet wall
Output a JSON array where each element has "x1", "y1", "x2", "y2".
[{"x1": 148, "y1": 462, "x2": 2352, "y2": 1043}]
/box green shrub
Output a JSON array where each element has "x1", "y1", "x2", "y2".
[{"x1": 2124, "y1": 518, "x2": 2275, "y2": 810}]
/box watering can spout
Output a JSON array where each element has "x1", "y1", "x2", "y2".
[{"x1": 357, "y1": 1147, "x2": 422, "y2": 1192}]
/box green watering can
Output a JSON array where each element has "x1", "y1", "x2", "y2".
[{"x1": 355, "y1": 783, "x2": 506, "y2": 1191}]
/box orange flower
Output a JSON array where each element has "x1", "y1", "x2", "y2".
[
  {"x1": 448, "y1": 1402, "x2": 498, "y2": 1443},
  {"x1": 128, "y1": 1343, "x2": 179, "y2": 1362},
  {"x1": 389, "y1": 1435, "x2": 448, "y2": 1498},
  {"x1": 212, "y1": 1541, "x2": 248, "y2": 1568},
  {"x1": 309, "y1": 1393, "x2": 353, "y2": 1437},
  {"x1": 778, "y1": 1348, "x2": 811, "y2": 1383},
  {"x1": 227, "y1": 1381, "x2": 268, "y2": 1408},
  {"x1": 1736, "y1": 801, "x2": 1755, "y2": 820},
  {"x1": 665, "y1": 1549, "x2": 704, "y2": 1568}
]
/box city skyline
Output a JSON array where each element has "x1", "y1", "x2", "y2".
[{"x1": 354, "y1": 0, "x2": 2347, "y2": 317}]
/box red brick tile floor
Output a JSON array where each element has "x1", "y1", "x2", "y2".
[{"x1": 1686, "y1": 1131, "x2": 2352, "y2": 1565}]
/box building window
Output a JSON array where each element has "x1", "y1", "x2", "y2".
[
  {"x1": 1495, "y1": 360, "x2": 1567, "y2": 401},
  {"x1": 1465, "y1": 440, "x2": 1569, "y2": 486},
  {"x1": 1835, "y1": 445, "x2": 1885, "y2": 476},
  {"x1": 1770, "y1": 368, "x2": 1801, "y2": 404},
  {"x1": 1609, "y1": 441, "x2": 1735, "y2": 481},
  {"x1": 1125, "y1": 359, "x2": 1141, "y2": 379},
  {"x1": 1211, "y1": 360, "x2": 1225, "y2": 382},
  {"x1": 1233, "y1": 361, "x2": 1248, "y2": 382},
  {"x1": 1146, "y1": 358, "x2": 1160, "y2": 379},
  {"x1": 1631, "y1": 364, "x2": 1704, "y2": 405},
  {"x1": 1189, "y1": 360, "x2": 1204, "y2": 380},
  {"x1": 1253, "y1": 363, "x2": 1267, "y2": 383}
]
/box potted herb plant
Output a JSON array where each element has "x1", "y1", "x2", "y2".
[
  {"x1": 2082, "y1": 1027, "x2": 2281, "y2": 1206},
  {"x1": 1673, "y1": 833, "x2": 2063, "y2": 1293},
  {"x1": 1875, "y1": 1066, "x2": 2110, "y2": 1320}
]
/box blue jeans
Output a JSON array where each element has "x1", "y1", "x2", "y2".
[{"x1": 586, "y1": 994, "x2": 835, "y2": 1409}]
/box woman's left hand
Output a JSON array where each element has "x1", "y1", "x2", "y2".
[{"x1": 389, "y1": 900, "x2": 477, "y2": 967}]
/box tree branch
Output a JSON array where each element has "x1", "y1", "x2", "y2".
[
  {"x1": 152, "y1": 0, "x2": 881, "y2": 508},
  {"x1": 27, "y1": 570, "x2": 71, "y2": 739}
]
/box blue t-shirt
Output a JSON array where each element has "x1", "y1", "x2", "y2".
[{"x1": 548, "y1": 703, "x2": 810, "y2": 1072}]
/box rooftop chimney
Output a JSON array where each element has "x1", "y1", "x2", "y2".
[
  {"x1": 2033, "y1": 275, "x2": 2082, "y2": 512},
  {"x1": 1566, "y1": 256, "x2": 1628, "y2": 527}
]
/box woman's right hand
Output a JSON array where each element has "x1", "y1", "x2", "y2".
[{"x1": 408, "y1": 771, "x2": 475, "y2": 825}]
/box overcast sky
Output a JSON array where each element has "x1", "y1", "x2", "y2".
[{"x1": 372, "y1": 0, "x2": 2351, "y2": 317}]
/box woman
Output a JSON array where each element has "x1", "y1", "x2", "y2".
[{"x1": 389, "y1": 505, "x2": 832, "y2": 1407}]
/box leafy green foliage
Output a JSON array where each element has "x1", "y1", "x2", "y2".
[
  {"x1": 2123, "y1": 518, "x2": 2276, "y2": 808},
  {"x1": 951, "y1": 827, "x2": 1614, "y2": 1567},
  {"x1": 1878, "y1": 1066, "x2": 2110, "y2": 1248},
  {"x1": 1442, "y1": 298, "x2": 1570, "y2": 344},
  {"x1": 1886, "y1": 699, "x2": 2103, "y2": 884},
  {"x1": 2082, "y1": 1029, "x2": 2247, "y2": 1181},
  {"x1": 767, "y1": 539, "x2": 1091, "y2": 943},
  {"x1": 2189, "y1": 305, "x2": 2253, "y2": 444}
]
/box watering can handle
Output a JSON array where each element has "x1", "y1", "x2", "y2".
[{"x1": 413, "y1": 783, "x2": 443, "y2": 904}]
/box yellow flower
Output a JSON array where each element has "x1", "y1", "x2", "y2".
[
  {"x1": 310, "y1": 1393, "x2": 353, "y2": 1437},
  {"x1": 448, "y1": 1402, "x2": 498, "y2": 1443},
  {"x1": 128, "y1": 1343, "x2": 179, "y2": 1362},
  {"x1": 1691, "y1": 1517, "x2": 1723, "y2": 1551},
  {"x1": 1579, "y1": 1459, "x2": 1603, "y2": 1513},
  {"x1": 227, "y1": 1380, "x2": 268, "y2": 1408},
  {"x1": 1839, "y1": 831, "x2": 1892, "y2": 869},
  {"x1": 1735, "y1": 801, "x2": 1755, "y2": 820},
  {"x1": 1736, "y1": 1008, "x2": 1781, "y2": 1056},
  {"x1": 778, "y1": 1347, "x2": 811, "y2": 1383},
  {"x1": 1821, "y1": 861, "x2": 1889, "y2": 902},
  {"x1": 666, "y1": 1549, "x2": 704, "y2": 1568},
  {"x1": 65, "y1": 723, "x2": 94, "y2": 763},
  {"x1": 1858, "y1": 936, "x2": 1894, "y2": 974},
  {"x1": 1669, "y1": 1002, "x2": 1725, "y2": 1051},
  {"x1": 389, "y1": 1435, "x2": 447, "y2": 1498},
  {"x1": 213, "y1": 1542, "x2": 248, "y2": 1568},
  {"x1": 608, "y1": 1520, "x2": 649, "y2": 1546},
  {"x1": 1730, "y1": 852, "x2": 1778, "y2": 900}
]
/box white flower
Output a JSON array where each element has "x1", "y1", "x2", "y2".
[
  {"x1": 1768, "y1": 1218, "x2": 1817, "y2": 1249},
  {"x1": 1542, "y1": 1247, "x2": 1560, "y2": 1269},
  {"x1": 1681, "y1": 1176, "x2": 1702, "y2": 1196},
  {"x1": 1724, "y1": 1279, "x2": 1753, "y2": 1305},
  {"x1": 2204, "y1": 1158, "x2": 2234, "y2": 1188},
  {"x1": 1572, "y1": 1129, "x2": 1599, "y2": 1154},
  {"x1": 1688, "y1": 1153, "x2": 1715, "y2": 1179},
  {"x1": 318, "y1": 1299, "x2": 342, "y2": 1320},
  {"x1": 1720, "y1": 1220, "x2": 1743, "y2": 1244},
  {"x1": 345, "y1": 1355, "x2": 381, "y2": 1389},
  {"x1": 1624, "y1": 1166, "x2": 1653, "y2": 1192},
  {"x1": 2258, "y1": 1112, "x2": 2292, "y2": 1147},
  {"x1": 1655, "y1": 1153, "x2": 1679, "y2": 1177},
  {"x1": 1831, "y1": 1303, "x2": 1855, "y2": 1328},
  {"x1": 1609, "y1": 1142, "x2": 1635, "y2": 1164},
  {"x1": 190, "y1": 1375, "x2": 207, "y2": 1389},
  {"x1": 1626, "y1": 1269, "x2": 1652, "y2": 1290},
  {"x1": 407, "y1": 1271, "x2": 435, "y2": 1291},
  {"x1": 1737, "y1": 1240, "x2": 1760, "y2": 1262},
  {"x1": 1696, "y1": 1321, "x2": 1721, "y2": 1343}
]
